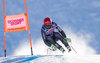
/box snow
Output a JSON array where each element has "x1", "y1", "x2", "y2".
[
  {"x1": 13, "y1": 27, "x2": 96, "y2": 56},
  {"x1": 32, "y1": 55, "x2": 100, "y2": 63},
  {"x1": 1, "y1": 26, "x2": 98, "y2": 63},
  {"x1": 0, "y1": 55, "x2": 100, "y2": 63}
]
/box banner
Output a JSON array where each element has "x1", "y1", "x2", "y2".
[{"x1": 4, "y1": 13, "x2": 30, "y2": 32}]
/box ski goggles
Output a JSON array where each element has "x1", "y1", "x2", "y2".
[
  {"x1": 45, "y1": 24, "x2": 51, "y2": 29},
  {"x1": 46, "y1": 24, "x2": 51, "y2": 26}
]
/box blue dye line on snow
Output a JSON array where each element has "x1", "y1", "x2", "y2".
[
  {"x1": 1, "y1": 55, "x2": 63, "y2": 63},
  {"x1": 20, "y1": 55, "x2": 63, "y2": 63},
  {"x1": 2, "y1": 57, "x2": 26, "y2": 63},
  {"x1": 20, "y1": 55, "x2": 42, "y2": 62}
]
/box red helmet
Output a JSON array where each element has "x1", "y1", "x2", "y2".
[{"x1": 43, "y1": 17, "x2": 52, "y2": 26}]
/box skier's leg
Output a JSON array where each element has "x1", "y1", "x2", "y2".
[
  {"x1": 53, "y1": 32, "x2": 68, "y2": 47},
  {"x1": 54, "y1": 32, "x2": 71, "y2": 52},
  {"x1": 46, "y1": 36, "x2": 65, "y2": 52},
  {"x1": 46, "y1": 36, "x2": 62, "y2": 49}
]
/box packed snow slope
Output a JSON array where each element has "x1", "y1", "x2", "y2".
[
  {"x1": 0, "y1": 55, "x2": 100, "y2": 63},
  {"x1": 0, "y1": 27, "x2": 99, "y2": 63}
]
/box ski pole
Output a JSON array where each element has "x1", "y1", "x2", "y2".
[
  {"x1": 71, "y1": 45, "x2": 78, "y2": 55},
  {"x1": 47, "y1": 48, "x2": 50, "y2": 55}
]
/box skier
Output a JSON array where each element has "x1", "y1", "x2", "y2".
[{"x1": 41, "y1": 17, "x2": 71, "y2": 53}]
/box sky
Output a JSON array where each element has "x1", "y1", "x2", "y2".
[{"x1": 0, "y1": 0, "x2": 100, "y2": 57}]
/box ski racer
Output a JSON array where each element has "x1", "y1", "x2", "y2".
[{"x1": 41, "y1": 17, "x2": 71, "y2": 53}]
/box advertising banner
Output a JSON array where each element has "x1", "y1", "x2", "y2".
[{"x1": 4, "y1": 13, "x2": 30, "y2": 32}]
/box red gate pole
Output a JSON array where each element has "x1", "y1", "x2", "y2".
[
  {"x1": 3, "y1": 0, "x2": 7, "y2": 57},
  {"x1": 29, "y1": 31, "x2": 33, "y2": 55},
  {"x1": 4, "y1": 33, "x2": 6, "y2": 57},
  {"x1": 24, "y1": 0, "x2": 33, "y2": 55}
]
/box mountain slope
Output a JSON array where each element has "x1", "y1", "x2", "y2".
[{"x1": 0, "y1": 55, "x2": 100, "y2": 63}]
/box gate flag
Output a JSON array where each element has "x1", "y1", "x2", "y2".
[
  {"x1": 3, "y1": 0, "x2": 33, "y2": 57},
  {"x1": 4, "y1": 13, "x2": 30, "y2": 32}
]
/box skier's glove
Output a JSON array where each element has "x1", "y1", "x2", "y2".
[
  {"x1": 65, "y1": 37, "x2": 71, "y2": 42},
  {"x1": 50, "y1": 44, "x2": 57, "y2": 51}
]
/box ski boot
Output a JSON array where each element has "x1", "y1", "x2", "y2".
[
  {"x1": 50, "y1": 44, "x2": 57, "y2": 51},
  {"x1": 60, "y1": 47, "x2": 65, "y2": 53},
  {"x1": 66, "y1": 45, "x2": 71, "y2": 52}
]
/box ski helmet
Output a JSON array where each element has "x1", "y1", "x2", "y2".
[{"x1": 43, "y1": 17, "x2": 52, "y2": 26}]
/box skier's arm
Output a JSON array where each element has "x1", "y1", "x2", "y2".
[
  {"x1": 41, "y1": 29, "x2": 51, "y2": 47},
  {"x1": 54, "y1": 22, "x2": 66, "y2": 38},
  {"x1": 41, "y1": 29, "x2": 47, "y2": 42},
  {"x1": 54, "y1": 22, "x2": 71, "y2": 42}
]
